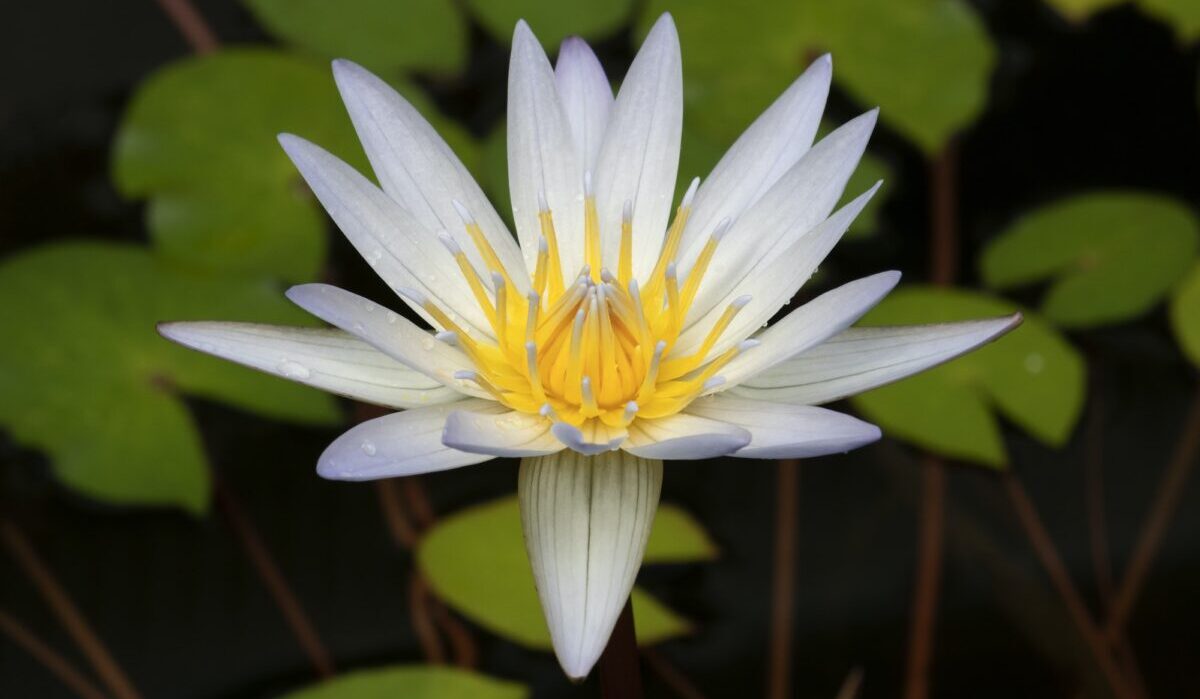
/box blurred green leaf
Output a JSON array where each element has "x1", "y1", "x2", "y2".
[
  {"x1": 980, "y1": 192, "x2": 1199, "y2": 328},
  {"x1": 0, "y1": 242, "x2": 340, "y2": 513},
  {"x1": 113, "y1": 50, "x2": 363, "y2": 282},
  {"x1": 851, "y1": 287, "x2": 1086, "y2": 467},
  {"x1": 1046, "y1": 0, "x2": 1200, "y2": 41},
  {"x1": 417, "y1": 496, "x2": 698, "y2": 649},
  {"x1": 467, "y1": 0, "x2": 635, "y2": 48},
  {"x1": 277, "y1": 665, "x2": 527, "y2": 699},
  {"x1": 644, "y1": 504, "x2": 720, "y2": 562},
  {"x1": 644, "y1": 0, "x2": 994, "y2": 153},
  {"x1": 1170, "y1": 263, "x2": 1200, "y2": 368},
  {"x1": 243, "y1": 0, "x2": 467, "y2": 74}
]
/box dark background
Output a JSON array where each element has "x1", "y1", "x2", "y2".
[{"x1": 2, "y1": 0, "x2": 1199, "y2": 697}]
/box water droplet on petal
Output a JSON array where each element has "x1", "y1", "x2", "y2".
[
  {"x1": 277, "y1": 360, "x2": 311, "y2": 379},
  {"x1": 360, "y1": 440, "x2": 377, "y2": 456}
]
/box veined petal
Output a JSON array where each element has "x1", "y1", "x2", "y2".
[
  {"x1": 518, "y1": 450, "x2": 662, "y2": 679},
  {"x1": 675, "y1": 183, "x2": 880, "y2": 356},
  {"x1": 715, "y1": 271, "x2": 902, "y2": 391},
  {"x1": 551, "y1": 421, "x2": 627, "y2": 455},
  {"x1": 555, "y1": 37, "x2": 612, "y2": 172},
  {"x1": 332, "y1": 60, "x2": 529, "y2": 293},
  {"x1": 286, "y1": 283, "x2": 486, "y2": 398},
  {"x1": 592, "y1": 13, "x2": 682, "y2": 279},
  {"x1": 279, "y1": 134, "x2": 494, "y2": 337},
  {"x1": 685, "y1": 395, "x2": 881, "y2": 459},
  {"x1": 442, "y1": 409, "x2": 561, "y2": 457},
  {"x1": 158, "y1": 322, "x2": 462, "y2": 409},
  {"x1": 681, "y1": 110, "x2": 878, "y2": 324},
  {"x1": 729, "y1": 316, "x2": 1022, "y2": 405},
  {"x1": 318, "y1": 400, "x2": 502, "y2": 480},
  {"x1": 623, "y1": 413, "x2": 751, "y2": 459},
  {"x1": 508, "y1": 21, "x2": 586, "y2": 276},
  {"x1": 679, "y1": 54, "x2": 831, "y2": 261}
]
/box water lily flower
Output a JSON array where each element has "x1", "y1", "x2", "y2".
[{"x1": 159, "y1": 14, "x2": 1018, "y2": 679}]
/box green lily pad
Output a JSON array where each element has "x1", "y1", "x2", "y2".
[
  {"x1": 466, "y1": 0, "x2": 636, "y2": 48},
  {"x1": 1046, "y1": 0, "x2": 1200, "y2": 40},
  {"x1": 417, "y1": 496, "x2": 706, "y2": 649},
  {"x1": 850, "y1": 287, "x2": 1086, "y2": 468},
  {"x1": 0, "y1": 242, "x2": 339, "y2": 513},
  {"x1": 1170, "y1": 263, "x2": 1200, "y2": 368},
  {"x1": 643, "y1": 0, "x2": 994, "y2": 154},
  {"x1": 243, "y1": 0, "x2": 467, "y2": 75},
  {"x1": 980, "y1": 192, "x2": 1200, "y2": 328},
  {"x1": 277, "y1": 665, "x2": 527, "y2": 699}
]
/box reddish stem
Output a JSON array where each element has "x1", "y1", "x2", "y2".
[
  {"x1": 767, "y1": 458, "x2": 800, "y2": 699},
  {"x1": 0, "y1": 608, "x2": 110, "y2": 699}
]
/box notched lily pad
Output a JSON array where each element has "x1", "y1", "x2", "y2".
[
  {"x1": 417, "y1": 496, "x2": 710, "y2": 649},
  {"x1": 980, "y1": 192, "x2": 1199, "y2": 328},
  {"x1": 850, "y1": 287, "x2": 1085, "y2": 468},
  {"x1": 0, "y1": 242, "x2": 339, "y2": 513}
]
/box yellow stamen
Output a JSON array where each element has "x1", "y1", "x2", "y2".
[{"x1": 536, "y1": 191, "x2": 566, "y2": 297}]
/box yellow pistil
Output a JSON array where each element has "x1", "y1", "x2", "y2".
[{"x1": 410, "y1": 173, "x2": 752, "y2": 440}]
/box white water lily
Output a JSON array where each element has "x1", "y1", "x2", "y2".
[{"x1": 159, "y1": 14, "x2": 1018, "y2": 679}]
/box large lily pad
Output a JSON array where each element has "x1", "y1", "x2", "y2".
[
  {"x1": 466, "y1": 0, "x2": 636, "y2": 48},
  {"x1": 1170, "y1": 263, "x2": 1200, "y2": 368},
  {"x1": 850, "y1": 287, "x2": 1086, "y2": 467},
  {"x1": 980, "y1": 192, "x2": 1199, "y2": 328},
  {"x1": 417, "y1": 496, "x2": 712, "y2": 649},
  {"x1": 0, "y1": 242, "x2": 339, "y2": 513}
]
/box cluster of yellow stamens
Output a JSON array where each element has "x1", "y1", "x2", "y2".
[{"x1": 404, "y1": 177, "x2": 756, "y2": 433}]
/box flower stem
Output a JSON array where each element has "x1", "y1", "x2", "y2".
[
  {"x1": 767, "y1": 458, "x2": 799, "y2": 699},
  {"x1": 0, "y1": 608, "x2": 109, "y2": 699},
  {"x1": 598, "y1": 599, "x2": 643, "y2": 699}
]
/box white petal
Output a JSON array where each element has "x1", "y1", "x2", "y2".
[
  {"x1": 158, "y1": 322, "x2": 462, "y2": 409},
  {"x1": 678, "y1": 55, "x2": 832, "y2": 262},
  {"x1": 442, "y1": 409, "x2": 561, "y2": 457},
  {"x1": 508, "y1": 21, "x2": 586, "y2": 276},
  {"x1": 278, "y1": 134, "x2": 494, "y2": 337},
  {"x1": 716, "y1": 271, "x2": 902, "y2": 391},
  {"x1": 592, "y1": 13, "x2": 682, "y2": 279},
  {"x1": 551, "y1": 421, "x2": 627, "y2": 455},
  {"x1": 674, "y1": 183, "x2": 880, "y2": 356},
  {"x1": 286, "y1": 283, "x2": 486, "y2": 398},
  {"x1": 318, "y1": 400, "x2": 501, "y2": 480},
  {"x1": 332, "y1": 60, "x2": 528, "y2": 292},
  {"x1": 623, "y1": 413, "x2": 750, "y2": 459},
  {"x1": 680, "y1": 110, "x2": 878, "y2": 324},
  {"x1": 555, "y1": 37, "x2": 612, "y2": 172},
  {"x1": 686, "y1": 395, "x2": 881, "y2": 459},
  {"x1": 519, "y1": 450, "x2": 662, "y2": 679},
  {"x1": 729, "y1": 316, "x2": 1022, "y2": 405}
]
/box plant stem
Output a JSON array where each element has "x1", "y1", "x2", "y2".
[
  {"x1": 599, "y1": 598, "x2": 643, "y2": 699},
  {"x1": 215, "y1": 480, "x2": 334, "y2": 678},
  {"x1": 1106, "y1": 385, "x2": 1200, "y2": 641},
  {"x1": 642, "y1": 647, "x2": 708, "y2": 699},
  {"x1": 1, "y1": 521, "x2": 141, "y2": 699},
  {"x1": 0, "y1": 608, "x2": 110, "y2": 699},
  {"x1": 903, "y1": 142, "x2": 958, "y2": 699},
  {"x1": 152, "y1": 0, "x2": 218, "y2": 53},
  {"x1": 767, "y1": 458, "x2": 800, "y2": 699}
]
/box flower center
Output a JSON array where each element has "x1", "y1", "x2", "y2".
[{"x1": 412, "y1": 179, "x2": 753, "y2": 429}]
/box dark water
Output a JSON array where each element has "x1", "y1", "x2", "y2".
[{"x1": 2, "y1": 0, "x2": 1199, "y2": 697}]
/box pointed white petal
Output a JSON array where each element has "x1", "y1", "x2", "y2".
[
  {"x1": 286, "y1": 283, "x2": 486, "y2": 398},
  {"x1": 551, "y1": 420, "x2": 628, "y2": 455},
  {"x1": 519, "y1": 450, "x2": 662, "y2": 679},
  {"x1": 332, "y1": 60, "x2": 528, "y2": 293},
  {"x1": 729, "y1": 316, "x2": 1022, "y2": 405},
  {"x1": 318, "y1": 400, "x2": 501, "y2": 480},
  {"x1": 158, "y1": 321, "x2": 462, "y2": 409},
  {"x1": 680, "y1": 55, "x2": 832, "y2": 260},
  {"x1": 675, "y1": 184, "x2": 880, "y2": 356},
  {"x1": 680, "y1": 110, "x2": 878, "y2": 323},
  {"x1": 592, "y1": 13, "x2": 682, "y2": 279},
  {"x1": 278, "y1": 134, "x2": 494, "y2": 337},
  {"x1": 716, "y1": 271, "x2": 902, "y2": 391},
  {"x1": 555, "y1": 37, "x2": 612, "y2": 172},
  {"x1": 508, "y1": 21, "x2": 586, "y2": 276},
  {"x1": 686, "y1": 395, "x2": 881, "y2": 459},
  {"x1": 442, "y1": 409, "x2": 562, "y2": 457},
  {"x1": 623, "y1": 413, "x2": 751, "y2": 459}
]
